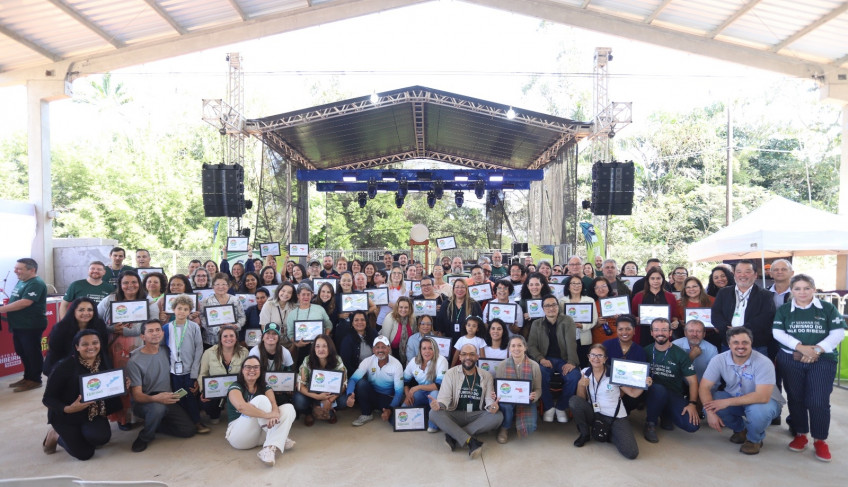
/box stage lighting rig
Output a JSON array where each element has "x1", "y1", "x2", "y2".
[
  {"x1": 358, "y1": 192, "x2": 368, "y2": 208},
  {"x1": 367, "y1": 179, "x2": 377, "y2": 199},
  {"x1": 455, "y1": 191, "x2": 464, "y2": 208},
  {"x1": 474, "y1": 180, "x2": 485, "y2": 199},
  {"x1": 426, "y1": 192, "x2": 436, "y2": 209},
  {"x1": 434, "y1": 180, "x2": 444, "y2": 200},
  {"x1": 398, "y1": 178, "x2": 409, "y2": 198},
  {"x1": 395, "y1": 192, "x2": 405, "y2": 208}
]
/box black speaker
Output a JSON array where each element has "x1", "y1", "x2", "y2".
[
  {"x1": 202, "y1": 164, "x2": 246, "y2": 217},
  {"x1": 591, "y1": 161, "x2": 634, "y2": 215},
  {"x1": 512, "y1": 242, "x2": 529, "y2": 255}
]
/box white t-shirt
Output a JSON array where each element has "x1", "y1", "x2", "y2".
[
  {"x1": 482, "y1": 346, "x2": 508, "y2": 360},
  {"x1": 454, "y1": 336, "x2": 487, "y2": 353},
  {"x1": 580, "y1": 367, "x2": 626, "y2": 418},
  {"x1": 403, "y1": 355, "x2": 449, "y2": 386},
  {"x1": 248, "y1": 345, "x2": 294, "y2": 370}
]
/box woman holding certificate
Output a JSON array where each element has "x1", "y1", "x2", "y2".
[
  {"x1": 293, "y1": 335, "x2": 347, "y2": 426},
  {"x1": 340, "y1": 311, "x2": 379, "y2": 374},
  {"x1": 380, "y1": 296, "x2": 417, "y2": 364},
  {"x1": 483, "y1": 280, "x2": 523, "y2": 338},
  {"x1": 403, "y1": 337, "x2": 449, "y2": 430},
  {"x1": 590, "y1": 277, "x2": 617, "y2": 344},
  {"x1": 436, "y1": 280, "x2": 483, "y2": 348},
  {"x1": 630, "y1": 268, "x2": 680, "y2": 346},
  {"x1": 200, "y1": 273, "x2": 246, "y2": 348},
  {"x1": 191, "y1": 268, "x2": 211, "y2": 290},
  {"x1": 376, "y1": 267, "x2": 408, "y2": 327},
  {"x1": 42, "y1": 330, "x2": 122, "y2": 460},
  {"x1": 158, "y1": 275, "x2": 200, "y2": 324},
  {"x1": 225, "y1": 356, "x2": 296, "y2": 467},
  {"x1": 518, "y1": 273, "x2": 552, "y2": 338},
  {"x1": 314, "y1": 282, "x2": 340, "y2": 329},
  {"x1": 569, "y1": 343, "x2": 645, "y2": 459},
  {"x1": 494, "y1": 335, "x2": 542, "y2": 444},
  {"x1": 285, "y1": 284, "x2": 332, "y2": 362},
  {"x1": 560, "y1": 276, "x2": 597, "y2": 368},
  {"x1": 199, "y1": 325, "x2": 249, "y2": 423},
  {"x1": 677, "y1": 277, "x2": 717, "y2": 346},
  {"x1": 44, "y1": 298, "x2": 109, "y2": 376},
  {"x1": 431, "y1": 264, "x2": 452, "y2": 298},
  {"x1": 260, "y1": 283, "x2": 297, "y2": 334}
]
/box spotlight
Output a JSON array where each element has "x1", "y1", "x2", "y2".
[
  {"x1": 395, "y1": 192, "x2": 405, "y2": 208},
  {"x1": 244, "y1": 200, "x2": 253, "y2": 210},
  {"x1": 506, "y1": 107, "x2": 516, "y2": 120},
  {"x1": 474, "y1": 180, "x2": 485, "y2": 199},
  {"x1": 239, "y1": 228, "x2": 251, "y2": 238},
  {"x1": 398, "y1": 178, "x2": 408, "y2": 198},
  {"x1": 455, "y1": 191, "x2": 464, "y2": 208},
  {"x1": 358, "y1": 192, "x2": 367, "y2": 208},
  {"x1": 434, "y1": 180, "x2": 444, "y2": 199},
  {"x1": 370, "y1": 91, "x2": 379, "y2": 104},
  {"x1": 581, "y1": 200, "x2": 591, "y2": 210},
  {"x1": 367, "y1": 179, "x2": 377, "y2": 199},
  {"x1": 426, "y1": 191, "x2": 436, "y2": 209},
  {"x1": 488, "y1": 191, "x2": 499, "y2": 206}
]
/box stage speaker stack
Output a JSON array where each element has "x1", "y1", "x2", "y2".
[
  {"x1": 512, "y1": 242, "x2": 529, "y2": 255},
  {"x1": 591, "y1": 161, "x2": 634, "y2": 215},
  {"x1": 202, "y1": 164, "x2": 246, "y2": 217}
]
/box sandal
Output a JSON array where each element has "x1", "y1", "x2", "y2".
[
  {"x1": 304, "y1": 414, "x2": 315, "y2": 427},
  {"x1": 43, "y1": 428, "x2": 59, "y2": 454}
]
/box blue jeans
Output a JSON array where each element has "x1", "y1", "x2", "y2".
[
  {"x1": 132, "y1": 400, "x2": 196, "y2": 443},
  {"x1": 292, "y1": 390, "x2": 348, "y2": 415},
  {"x1": 171, "y1": 374, "x2": 200, "y2": 424},
  {"x1": 645, "y1": 383, "x2": 699, "y2": 432},
  {"x1": 354, "y1": 379, "x2": 394, "y2": 416},
  {"x1": 12, "y1": 327, "x2": 45, "y2": 382},
  {"x1": 539, "y1": 358, "x2": 580, "y2": 410},
  {"x1": 411, "y1": 389, "x2": 439, "y2": 430},
  {"x1": 712, "y1": 390, "x2": 781, "y2": 442}
]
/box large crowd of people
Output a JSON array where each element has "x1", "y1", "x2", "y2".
[{"x1": 0, "y1": 249, "x2": 845, "y2": 467}]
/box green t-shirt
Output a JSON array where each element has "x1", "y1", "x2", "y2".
[
  {"x1": 225, "y1": 381, "x2": 272, "y2": 422},
  {"x1": 645, "y1": 343, "x2": 694, "y2": 395},
  {"x1": 773, "y1": 301, "x2": 846, "y2": 362},
  {"x1": 8, "y1": 276, "x2": 47, "y2": 330},
  {"x1": 104, "y1": 265, "x2": 134, "y2": 288},
  {"x1": 490, "y1": 266, "x2": 508, "y2": 279},
  {"x1": 456, "y1": 372, "x2": 483, "y2": 412},
  {"x1": 63, "y1": 279, "x2": 114, "y2": 305}
]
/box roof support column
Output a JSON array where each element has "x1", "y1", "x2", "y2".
[
  {"x1": 293, "y1": 178, "x2": 310, "y2": 264},
  {"x1": 837, "y1": 103, "x2": 848, "y2": 289},
  {"x1": 26, "y1": 80, "x2": 69, "y2": 287}
]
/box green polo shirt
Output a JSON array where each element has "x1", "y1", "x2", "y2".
[{"x1": 8, "y1": 276, "x2": 48, "y2": 330}]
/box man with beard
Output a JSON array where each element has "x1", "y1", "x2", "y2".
[
  {"x1": 711, "y1": 260, "x2": 775, "y2": 355},
  {"x1": 601, "y1": 259, "x2": 630, "y2": 298},
  {"x1": 447, "y1": 257, "x2": 466, "y2": 277},
  {"x1": 59, "y1": 261, "x2": 114, "y2": 319},
  {"x1": 346, "y1": 336, "x2": 404, "y2": 427},
  {"x1": 490, "y1": 251, "x2": 508, "y2": 280},
  {"x1": 672, "y1": 320, "x2": 718, "y2": 383},
  {"x1": 429, "y1": 344, "x2": 502, "y2": 459},
  {"x1": 320, "y1": 255, "x2": 339, "y2": 279}
]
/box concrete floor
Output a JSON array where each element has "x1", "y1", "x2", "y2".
[{"x1": 1, "y1": 374, "x2": 846, "y2": 487}]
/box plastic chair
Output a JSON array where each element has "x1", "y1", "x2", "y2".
[
  {"x1": 73, "y1": 482, "x2": 168, "y2": 487},
  {"x1": 0, "y1": 477, "x2": 81, "y2": 487}
]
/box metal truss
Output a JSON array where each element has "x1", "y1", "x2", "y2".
[
  {"x1": 297, "y1": 169, "x2": 544, "y2": 182},
  {"x1": 330, "y1": 150, "x2": 510, "y2": 171},
  {"x1": 263, "y1": 131, "x2": 315, "y2": 170},
  {"x1": 201, "y1": 98, "x2": 245, "y2": 134},
  {"x1": 412, "y1": 100, "x2": 425, "y2": 157}
]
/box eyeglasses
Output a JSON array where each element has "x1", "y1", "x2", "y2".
[
  {"x1": 242, "y1": 365, "x2": 261, "y2": 371},
  {"x1": 542, "y1": 303, "x2": 559, "y2": 309},
  {"x1": 459, "y1": 352, "x2": 477, "y2": 357},
  {"x1": 588, "y1": 353, "x2": 605, "y2": 359}
]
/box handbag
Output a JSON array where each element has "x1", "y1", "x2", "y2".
[{"x1": 586, "y1": 369, "x2": 621, "y2": 443}]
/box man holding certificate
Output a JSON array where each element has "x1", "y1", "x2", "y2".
[{"x1": 345, "y1": 336, "x2": 404, "y2": 427}]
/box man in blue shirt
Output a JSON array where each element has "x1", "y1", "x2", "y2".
[
  {"x1": 346, "y1": 336, "x2": 404, "y2": 426},
  {"x1": 672, "y1": 320, "x2": 718, "y2": 383}
]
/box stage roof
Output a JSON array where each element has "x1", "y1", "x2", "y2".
[{"x1": 246, "y1": 85, "x2": 592, "y2": 170}]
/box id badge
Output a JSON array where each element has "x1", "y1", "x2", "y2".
[
  {"x1": 592, "y1": 402, "x2": 601, "y2": 413},
  {"x1": 174, "y1": 361, "x2": 184, "y2": 374},
  {"x1": 454, "y1": 323, "x2": 461, "y2": 333},
  {"x1": 467, "y1": 403, "x2": 473, "y2": 412}
]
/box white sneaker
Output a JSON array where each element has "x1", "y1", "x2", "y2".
[
  {"x1": 209, "y1": 417, "x2": 221, "y2": 425},
  {"x1": 352, "y1": 413, "x2": 374, "y2": 426},
  {"x1": 556, "y1": 409, "x2": 569, "y2": 423},
  {"x1": 427, "y1": 426, "x2": 439, "y2": 433},
  {"x1": 284, "y1": 438, "x2": 295, "y2": 450},
  {"x1": 543, "y1": 408, "x2": 556, "y2": 422},
  {"x1": 257, "y1": 446, "x2": 276, "y2": 466}
]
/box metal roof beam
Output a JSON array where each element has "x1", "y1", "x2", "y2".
[
  {"x1": 46, "y1": 0, "x2": 125, "y2": 49},
  {"x1": 0, "y1": 22, "x2": 62, "y2": 62},
  {"x1": 226, "y1": 0, "x2": 249, "y2": 21},
  {"x1": 834, "y1": 53, "x2": 848, "y2": 67},
  {"x1": 771, "y1": 3, "x2": 848, "y2": 52},
  {"x1": 297, "y1": 169, "x2": 544, "y2": 182},
  {"x1": 708, "y1": 0, "x2": 762, "y2": 38},
  {"x1": 141, "y1": 0, "x2": 188, "y2": 35},
  {"x1": 644, "y1": 0, "x2": 673, "y2": 24}
]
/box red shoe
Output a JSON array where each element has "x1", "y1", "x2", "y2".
[
  {"x1": 788, "y1": 434, "x2": 808, "y2": 452},
  {"x1": 813, "y1": 440, "x2": 831, "y2": 462}
]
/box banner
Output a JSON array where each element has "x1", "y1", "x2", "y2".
[{"x1": 579, "y1": 221, "x2": 604, "y2": 265}]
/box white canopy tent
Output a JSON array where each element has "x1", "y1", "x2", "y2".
[{"x1": 688, "y1": 196, "x2": 848, "y2": 262}]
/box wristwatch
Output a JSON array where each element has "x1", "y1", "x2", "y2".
[
  {"x1": 813, "y1": 346, "x2": 823, "y2": 355},
  {"x1": 688, "y1": 400, "x2": 697, "y2": 405}
]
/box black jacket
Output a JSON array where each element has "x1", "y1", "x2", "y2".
[
  {"x1": 711, "y1": 284, "x2": 776, "y2": 349},
  {"x1": 338, "y1": 328, "x2": 379, "y2": 374},
  {"x1": 43, "y1": 356, "x2": 122, "y2": 426}
]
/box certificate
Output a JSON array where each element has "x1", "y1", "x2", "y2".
[
  {"x1": 308, "y1": 369, "x2": 344, "y2": 394},
  {"x1": 195, "y1": 288, "x2": 215, "y2": 301},
  {"x1": 265, "y1": 372, "x2": 295, "y2": 392},
  {"x1": 259, "y1": 242, "x2": 281, "y2": 257},
  {"x1": 393, "y1": 407, "x2": 426, "y2": 432},
  {"x1": 526, "y1": 299, "x2": 544, "y2": 319},
  {"x1": 548, "y1": 275, "x2": 567, "y2": 284},
  {"x1": 468, "y1": 283, "x2": 493, "y2": 301},
  {"x1": 227, "y1": 237, "x2": 249, "y2": 252},
  {"x1": 496, "y1": 379, "x2": 532, "y2": 404},
  {"x1": 235, "y1": 293, "x2": 257, "y2": 309},
  {"x1": 564, "y1": 303, "x2": 593, "y2": 324},
  {"x1": 341, "y1": 293, "x2": 368, "y2": 312},
  {"x1": 244, "y1": 328, "x2": 262, "y2": 347},
  {"x1": 511, "y1": 284, "x2": 523, "y2": 302},
  {"x1": 620, "y1": 276, "x2": 642, "y2": 292},
  {"x1": 366, "y1": 288, "x2": 389, "y2": 306},
  {"x1": 79, "y1": 369, "x2": 126, "y2": 402},
  {"x1": 203, "y1": 374, "x2": 237, "y2": 399},
  {"x1": 313, "y1": 278, "x2": 338, "y2": 293},
  {"x1": 639, "y1": 304, "x2": 670, "y2": 325},
  {"x1": 477, "y1": 358, "x2": 502, "y2": 373},
  {"x1": 610, "y1": 359, "x2": 649, "y2": 389},
  {"x1": 294, "y1": 320, "x2": 324, "y2": 341},
  {"x1": 413, "y1": 299, "x2": 437, "y2": 317},
  {"x1": 407, "y1": 280, "x2": 422, "y2": 296},
  {"x1": 205, "y1": 305, "x2": 236, "y2": 327},
  {"x1": 599, "y1": 296, "x2": 630, "y2": 317},
  {"x1": 447, "y1": 275, "x2": 468, "y2": 286},
  {"x1": 288, "y1": 243, "x2": 309, "y2": 257},
  {"x1": 111, "y1": 300, "x2": 149, "y2": 323},
  {"x1": 432, "y1": 336, "x2": 452, "y2": 357},
  {"x1": 436, "y1": 236, "x2": 456, "y2": 250},
  {"x1": 487, "y1": 302, "x2": 517, "y2": 324},
  {"x1": 685, "y1": 307, "x2": 713, "y2": 328},
  {"x1": 137, "y1": 267, "x2": 163, "y2": 280},
  {"x1": 164, "y1": 293, "x2": 197, "y2": 313},
  {"x1": 548, "y1": 283, "x2": 565, "y2": 299}
]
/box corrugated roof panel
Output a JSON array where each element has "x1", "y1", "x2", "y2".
[
  {"x1": 69, "y1": 0, "x2": 178, "y2": 44},
  {"x1": 587, "y1": 0, "x2": 662, "y2": 19},
  {"x1": 725, "y1": 0, "x2": 835, "y2": 47},
  {"x1": 239, "y1": 0, "x2": 308, "y2": 18},
  {"x1": 656, "y1": 0, "x2": 730, "y2": 32},
  {"x1": 160, "y1": 0, "x2": 241, "y2": 31},
  {"x1": 2, "y1": 1, "x2": 109, "y2": 58},
  {"x1": 713, "y1": 33, "x2": 772, "y2": 51},
  {"x1": 0, "y1": 37, "x2": 48, "y2": 70},
  {"x1": 784, "y1": 14, "x2": 848, "y2": 61},
  {"x1": 548, "y1": 0, "x2": 585, "y2": 8}
]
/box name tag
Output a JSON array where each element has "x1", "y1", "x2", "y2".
[{"x1": 454, "y1": 323, "x2": 461, "y2": 333}]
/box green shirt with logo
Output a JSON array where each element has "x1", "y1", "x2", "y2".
[
  {"x1": 63, "y1": 279, "x2": 114, "y2": 305},
  {"x1": 644, "y1": 343, "x2": 694, "y2": 395},
  {"x1": 773, "y1": 300, "x2": 846, "y2": 362},
  {"x1": 8, "y1": 276, "x2": 48, "y2": 330}
]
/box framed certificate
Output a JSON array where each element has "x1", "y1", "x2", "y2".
[
  {"x1": 548, "y1": 283, "x2": 565, "y2": 299},
  {"x1": 436, "y1": 236, "x2": 456, "y2": 250},
  {"x1": 610, "y1": 359, "x2": 649, "y2": 389},
  {"x1": 685, "y1": 307, "x2": 713, "y2": 328},
  {"x1": 195, "y1": 288, "x2": 215, "y2": 301},
  {"x1": 447, "y1": 275, "x2": 468, "y2": 286},
  {"x1": 244, "y1": 328, "x2": 262, "y2": 347},
  {"x1": 620, "y1": 276, "x2": 642, "y2": 292},
  {"x1": 548, "y1": 275, "x2": 567, "y2": 284},
  {"x1": 526, "y1": 299, "x2": 544, "y2": 319},
  {"x1": 477, "y1": 358, "x2": 502, "y2": 373},
  {"x1": 205, "y1": 305, "x2": 236, "y2": 327},
  {"x1": 259, "y1": 242, "x2": 281, "y2": 257},
  {"x1": 639, "y1": 304, "x2": 670, "y2": 325},
  {"x1": 511, "y1": 284, "x2": 523, "y2": 302},
  {"x1": 80, "y1": 369, "x2": 126, "y2": 402},
  {"x1": 432, "y1": 336, "x2": 452, "y2": 357},
  {"x1": 111, "y1": 300, "x2": 149, "y2": 323},
  {"x1": 288, "y1": 243, "x2": 309, "y2": 257},
  {"x1": 468, "y1": 283, "x2": 493, "y2": 301},
  {"x1": 564, "y1": 303, "x2": 593, "y2": 324},
  {"x1": 137, "y1": 268, "x2": 164, "y2": 280},
  {"x1": 341, "y1": 293, "x2": 368, "y2": 312},
  {"x1": 203, "y1": 374, "x2": 237, "y2": 399},
  {"x1": 496, "y1": 379, "x2": 532, "y2": 404},
  {"x1": 265, "y1": 372, "x2": 295, "y2": 392},
  {"x1": 235, "y1": 293, "x2": 257, "y2": 309},
  {"x1": 294, "y1": 320, "x2": 324, "y2": 341},
  {"x1": 413, "y1": 299, "x2": 437, "y2": 317},
  {"x1": 393, "y1": 407, "x2": 426, "y2": 432},
  {"x1": 313, "y1": 278, "x2": 338, "y2": 292},
  {"x1": 487, "y1": 302, "x2": 517, "y2": 324},
  {"x1": 366, "y1": 288, "x2": 389, "y2": 306},
  {"x1": 407, "y1": 280, "x2": 422, "y2": 296},
  {"x1": 227, "y1": 237, "x2": 249, "y2": 252},
  {"x1": 308, "y1": 369, "x2": 344, "y2": 394},
  {"x1": 164, "y1": 293, "x2": 197, "y2": 313},
  {"x1": 599, "y1": 296, "x2": 630, "y2": 317}
]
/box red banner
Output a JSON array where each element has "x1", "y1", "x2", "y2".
[{"x1": 0, "y1": 297, "x2": 60, "y2": 378}]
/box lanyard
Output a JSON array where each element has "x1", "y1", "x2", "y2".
[
  {"x1": 173, "y1": 323, "x2": 186, "y2": 361},
  {"x1": 296, "y1": 306, "x2": 312, "y2": 320},
  {"x1": 590, "y1": 367, "x2": 606, "y2": 401},
  {"x1": 463, "y1": 372, "x2": 478, "y2": 392},
  {"x1": 454, "y1": 303, "x2": 465, "y2": 323},
  {"x1": 652, "y1": 346, "x2": 669, "y2": 365}
]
